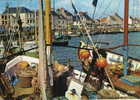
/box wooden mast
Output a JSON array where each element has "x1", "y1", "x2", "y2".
[
  {"x1": 38, "y1": 0, "x2": 51, "y2": 99},
  {"x1": 45, "y1": 0, "x2": 53, "y2": 85},
  {"x1": 45, "y1": 0, "x2": 52, "y2": 44},
  {"x1": 45, "y1": 0, "x2": 53, "y2": 98},
  {"x1": 123, "y1": 0, "x2": 129, "y2": 75}
]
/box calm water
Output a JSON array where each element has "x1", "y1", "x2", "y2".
[{"x1": 54, "y1": 32, "x2": 140, "y2": 70}]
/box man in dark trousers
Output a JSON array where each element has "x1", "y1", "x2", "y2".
[{"x1": 89, "y1": 49, "x2": 107, "y2": 90}]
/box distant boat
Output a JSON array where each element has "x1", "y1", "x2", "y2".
[
  {"x1": 53, "y1": 39, "x2": 69, "y2": 46},
  {"x1": 53, "y1": 32, "x2": 69, "y2": 46}
]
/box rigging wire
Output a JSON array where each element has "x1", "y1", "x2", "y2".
[
  {"x1": 97, "y1": 0, "x2": 113, "y2": 19},
  {"x1": 2, "y1": 43, "x2": 140, "y2": 60},
  {"x1": 71, "y1": 0, "x2": 102, "y2": 57},
  {"x1": 0, "y1": 1, "x2": 17, "y2": 57},
  {"x1": 94, "y1": 0, "x2": 122, "y2": 49},
  {"x1": 92, "y1": 0, "x2": 103, "y2": 19},
  {"x1": 92, "y1": 0, "x2": 114, "y2": 48},
  {"x1": 70, "y1": 0, "x2": 89, "y2": 43}
]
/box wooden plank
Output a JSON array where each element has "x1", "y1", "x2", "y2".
[{"x1": 12, "y1": 87, "x2": 34, "y2": 98}]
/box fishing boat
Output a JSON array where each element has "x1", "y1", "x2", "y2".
[
  {"x1": 0, "y1": 0, "x2": 80, "y2": 100},
  {"x1": 53, "y1": 33, "x2": 69, "y2": 46},
  {"x1": 1, "y1": 0, "x2": 140, "y2": 99},
  {"x1": 77, "y1": 0, "x2": 140, "y2": 99},
  {"x1": 0, "y1": 0, "x2": 48, "y2": 100},
  {"x1": 53, "y1": 40, "x2": 69, "y2": 46}
]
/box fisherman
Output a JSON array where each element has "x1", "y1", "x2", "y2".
[
  {"x1": 89, "y1": 48, "x2": 107, "y2": 90},
  {"x1": 53, "y1": 64, "x2": 74, "y2": 97}
]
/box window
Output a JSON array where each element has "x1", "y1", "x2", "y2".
[
  {"x1": 2, "y1": 15, "x2": 4, "y2": 19},
  {"x1": 27, "y1": 20, "x2": 30, "y2": 24},
  {"x1": 5, "y1": 16, "x2": 7, "y2": 20},
  {"x1": 2, "y1": 21, "x2": 4, "y2": 24}
]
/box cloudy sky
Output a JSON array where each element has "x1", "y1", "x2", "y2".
[{"x1": 0, "y1": 0, "x2": 140, "y2": 18}]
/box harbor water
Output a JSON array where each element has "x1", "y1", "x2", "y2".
[{"x1": 53, "y1": 32, "x2": 140, "y2": 70}]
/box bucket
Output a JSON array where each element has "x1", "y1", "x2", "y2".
[{"x1": 16, "y1": 71, "x2": 33, "y2": 88}]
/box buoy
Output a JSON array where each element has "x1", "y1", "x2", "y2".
[
  {"x1": 79, "y1": 49, "x2": 90, "y2": 59},
  {"x1": 96, "y1": 57, "x2": 107, "y2": 68}
]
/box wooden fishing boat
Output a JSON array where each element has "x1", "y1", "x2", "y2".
[
  {"x1": 77, "y1": 40, "x2": 140, "y2": 98},
  {"x1": 0, "y1": 55, "x2": 89, "y2": 99},
  {"x1": 72, "y1": 0, "x2": 140, "y2": 98},
  {"x1": 0, "y1": 56, "x2": 39, "y2": 99},
  {"x1": 53, "y1": 33, "x2": 69, "y2": 46}
]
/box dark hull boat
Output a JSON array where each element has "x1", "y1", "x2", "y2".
[{"x1": 53, "y1": 40, "x2": 68, "y2": 46}]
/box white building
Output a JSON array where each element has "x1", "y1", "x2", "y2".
[{"x1": 1, "y1": 7, "x2": 35, "y2": 27}]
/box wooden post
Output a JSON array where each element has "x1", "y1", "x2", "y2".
[
  {"x1": 38, "y1": 0, "x2": 50, "y2": 99},
  {"x1": 123, "y1": 0, "x2": 129, "y2": 75},
  {"x1": 45, "y1": 0, "x2": 53, "y2": 98},
  {"x1": 45, "y1": 0, "x2": 52, "y2": 44}
]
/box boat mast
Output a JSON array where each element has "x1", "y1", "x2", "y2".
[
  {"x1": 16, "y1": 7, "x2": 22, "y2": 50},
  {"x1": 38, "y1": 0, "x2": 51, "y2": 99},
  {"x1": 123, "y1": 0, "x2": 129, "y2": 75},
  {"x1": 45, "y1": 0, "x2": 52, "y2": 44},
  {"x1": 45, "y1": 0, "x2": 53, "y2": 98}
]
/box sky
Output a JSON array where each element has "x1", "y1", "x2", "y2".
[{"x1": 0, "y1": 0, "x2": 140, "y2": 18}]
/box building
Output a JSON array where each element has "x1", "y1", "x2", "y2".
[
  {"x1": 100, "y1": 13, "x2": 123, "y2": 25},
  {"x1": 1, "y1": 7, "x2": 35, "y2": 28},
  {"x1": 56, "y1": 8, "x2": 74, "y2": 26},
  {"x1": 51, "y1": 10, "x2": 67, "y2": 32},
  {"x1": 0, "y1": 6, "x2": 36, "y2": 41},
  {"x1": 78, "y1": 12, "x2": 93, "y2": 24}
]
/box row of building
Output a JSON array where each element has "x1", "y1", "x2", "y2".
[{"x1": 0, "y1": 6, "x2": 140, "y2": 34}]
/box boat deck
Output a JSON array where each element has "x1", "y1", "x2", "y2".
[
  {"x1": 107, "y1": 64, "x2": 140, "y2": 98},
  {"x1": 113, "y1": 78, "x2": 140, "y2": 98}
]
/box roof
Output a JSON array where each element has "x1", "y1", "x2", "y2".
[
  {"x1": 100, "y1": 17, "x2": 108, "y2": 23},
  {"x1": 51, "y1": 10, "x2": 58, "y2": 16},
  {"x1": 64, "y1": 10, "x2": 73, "y2": 16},
  {"x1": 57, "y1": 8, "x2": 73, "y2": 17},
  {"x1": 79, "y1": 12, "x2": 92, "y2": 20},
  {"x1": 135, "y1": 18, "x2": 140, "y2": 22},
  {"x1": 51, "y1": 10, "x2": 65, "y2": 19},
  {"x1": 114, "y1": 13, "x2": 123, "y2": 21},
  {"x1": 3, "y1": 7, "x2": 33, "y2": 14},
  {"x1": 109, "y1": 16, "x2": 116, "y2": 21}
]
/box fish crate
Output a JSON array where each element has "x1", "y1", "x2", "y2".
[{"x1": 121, "y1": 75, "x2": 140, "y2": 86}]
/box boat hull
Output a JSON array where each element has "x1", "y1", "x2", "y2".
[{"x1": 53, "y1": 41, "x2": 68, "y2": 46}]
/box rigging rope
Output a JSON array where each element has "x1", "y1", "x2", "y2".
[
  {"x1": 2, "y1": 43, "x2": 140, "y2": 60},
  {"x1": 97, "y1": 0, "x2": 113, "y2": 18},
  {"x1": 93, "y1": 0, "x2": 119, "y2": 49},
  {"x1": 71, "y1": 0, "x2": 101, "y2": 57}
]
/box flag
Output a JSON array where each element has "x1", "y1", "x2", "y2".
[
  {"x1": 71, "y1": 0, "x2": 78, "y2": 14},
  {"x1": 92, "y1": 0, "x2": 98, "y2": 7}
]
